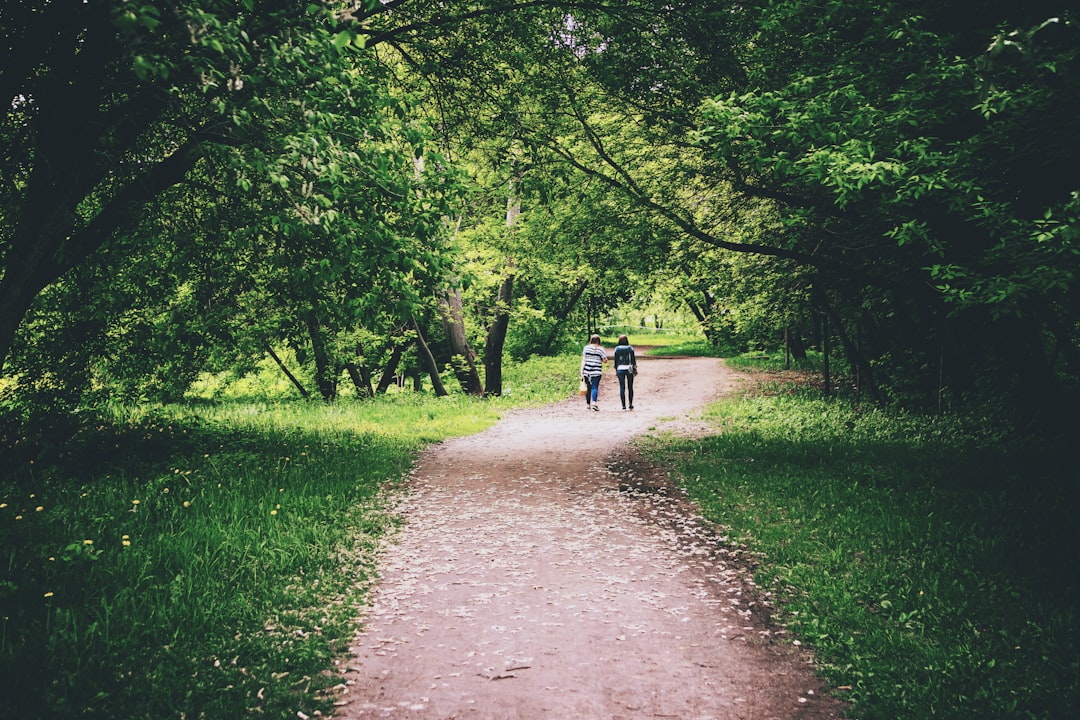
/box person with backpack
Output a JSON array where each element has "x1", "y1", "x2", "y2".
[{"x1": 613, "y1": 334, "x2": 638, "y2": 410}]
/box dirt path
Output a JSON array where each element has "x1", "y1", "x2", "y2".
[{"x1": 334, "y1": 356, "x2": 843, "y2": 719}]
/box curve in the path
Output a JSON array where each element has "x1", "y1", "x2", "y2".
[{"x1": 334, "y1": 357, "x2": 843, "y2": 720}]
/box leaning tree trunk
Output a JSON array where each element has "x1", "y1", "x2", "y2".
[
  {"x1": 376, "y1": 339, "x2": 407, "y2": 394},
  {"x1": 822, "y1": 301, "x2": 883, "y2": 405},
  {"x1": 411, "y1": 317, "x2": 449, "y2": 397},
  {"x1": 264, "y1": 342, "x2": 311, "y2": 400},
  {"x1": 541, "y1": 278, "x2": 589, "y2": 351},
  {"x1": 439, "y1": 285, "x2": 484, "y2": 395},
  {"x1": 0, "y1": 136, "x2": 202, "y2": 373}
]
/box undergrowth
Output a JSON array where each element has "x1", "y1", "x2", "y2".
[
  {"x1": 0, "y1": 354, "x2": 577, "y2": 719},
  {"x1": 643, "y1": 379, "x2": 1079, "y2": 719}
]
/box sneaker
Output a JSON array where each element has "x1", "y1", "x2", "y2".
[
  {"x1": 629, "y1": 405, "x2": 634, "y2": 410},
  {"x1": 592, "y1": 404, "x2": 599, "y2": 411}
]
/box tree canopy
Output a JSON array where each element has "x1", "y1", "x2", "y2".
[{"x1": 2, "y1": 0, "x2": 1077, "y2": 419}]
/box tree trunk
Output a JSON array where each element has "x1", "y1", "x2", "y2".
[
  {"x1": 439, "y1": 285, "x2": 484, "y2": 395},
  {"x1": 823, "y1": 302, "x2": 883, "y2": 405},
  {"x1": 484, "y1": 271, "x2": 515, "y2": 397},
  {"x1": 412, "y1": 316, "x2": 449, "y2": 397},
  {"x1": 347, "y1": 341, "x2": 375, "y2": 398},
  {"x1": 821, "y1": 311, "x2": 832, "y2": 397},
  {"x1": 484, "y1": 171, "x2": 520, "y2": 397},
  {"x1": 686, "y1": 292, "x2": 717, "y2": 346},
  {"x1": 345, "y1": 362, "x2": 371, "y2": 398},
  {"x1": 264, "y1": 343, "x2": 311, "y2": 400},
  {"x1": 0, "y1": 137, "x2": 203, "y2": 372},
  {"x1": 376, "y1": 341, "x2": 406, "y2": 394},
  {"x1": 541, "y1": 278, "x2": 589, "y2": 351},
  {"x1": 305, "y1": 309, "x2": 337, "y2": 401},
  {"x1": 788, "y1": 330, "x2": 808, "y2": 362}
]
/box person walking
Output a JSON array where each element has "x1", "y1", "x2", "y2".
[
  {"x1": 580, "y1": 333, "x2": 607, "y2": 411},
  {"x1": 613, "y1": 334, "x2": 638, "y2": 410}
]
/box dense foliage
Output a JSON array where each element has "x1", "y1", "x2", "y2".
[{"x1": 3, "y1": 0, "x2": 1077, "y2": 418}]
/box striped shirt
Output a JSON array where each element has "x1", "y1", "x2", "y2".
[{"x1": 581, "y1": 343, "x2": 606, "y2": 377}]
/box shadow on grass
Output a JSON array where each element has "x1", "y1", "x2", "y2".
[{"x1": 645, "y1": 401, "x2": 1079, "y2": 720}]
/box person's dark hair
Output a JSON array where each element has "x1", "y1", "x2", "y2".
[
  {"x1": 617, "y1": 334, "x2": 629, "y2": 346},
  {"x1": 590, "y1": 333, "x2": 601, "y2": 344}
]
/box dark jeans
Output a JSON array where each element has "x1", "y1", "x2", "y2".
[{"x1": 616, "y1": 369, "x2": 635, "y2": 408}]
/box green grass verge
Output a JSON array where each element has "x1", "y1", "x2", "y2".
[
  {"x1": 0, "y1": 354, "x2": 579, "y2": 719},
  {"x1": 641, "y1": 384, "x2": 1079, "y2": 719}
]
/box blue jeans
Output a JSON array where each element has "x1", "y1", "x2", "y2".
[
  {"x1": 616, "y1": 369, "x2": 635, "y2": 408},
  {"x1": 585, "y1": 374, "x2": 601, "y2": 403}
]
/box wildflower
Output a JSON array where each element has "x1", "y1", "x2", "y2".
[
  {"x1": 183, "y1": 501, "x2": 191, "y2": 508},
  {"x1": 0, "y1": 503, "x2": 7, "y2": 508},
  {"x1": 132, "y1": 499, "x2": 140, "y2": 505},
  {"x1": 270, "y1": 509, "x2": 278, "y2": 516},
  {"x1": 15, "y1": 515, "x2": 23, "y2": 520},
  {"x1": 44, "y1": 592, "x2": 54, "y2": 599},
  {"x1": 48, "y1": 557, "x2": 55, "y2": 562},
  {"x1": 122, "y1": 535, "x2": 131, "y2": 547},
  {"x1": 163, "y1": 487, "x2": 170, "y2": 494},
  {"x1": 84, "y1": 539, "x2": 93, "y2": 545},
  {"x1": 35, "y1": 506, "x2": 44, "y2": 512}
]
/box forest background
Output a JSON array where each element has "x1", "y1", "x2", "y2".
[{"x1": 1, "y1": 1, "x2": 1078, "y2": 718}]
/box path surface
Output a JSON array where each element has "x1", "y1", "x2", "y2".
[{"x1": 335, "y1": 356, "x2": 843, "y2": 719}]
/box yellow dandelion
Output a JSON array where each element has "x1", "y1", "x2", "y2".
[
  {"x1": 44, "y1": 591, "x2": 54, "y2": 599},
  {"x1": 0, "y1": 503, "x2": 7, "y2": 508},
  {"x1": 174, "y1": 468, "x2": 180, "y2": 474},
  {"x1": 15, "y1": 515, "x2": 23, "y2": 520},
  {"x1": 35, "y1": 506, "x2": 44, "y2": 512},
  {"x1": 183, "y1": 501, "x2": 191, "y2": 508},
  {"x1": 48, "y1": 556, "x2": 55, "y2": 562},
  {"x1": 132, "y1": 499, "x2": 140, "y2": 505},
  {"x1": 83, "y1": 539, "x2": 93, "y2": 545},
  {"x1": 270, "y1": 509, "x2": 278, "y2": 516},
  {"x1": 122, "y1": 539, "x2": 131, "y2": 547},
  {"x1": 163, "y1": 487, "x2": 170, "y2": 493}
]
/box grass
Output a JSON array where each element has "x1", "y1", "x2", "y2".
[
  {"x1": 641, "y1": 378, "x2": 1079, "y2": 719},
  {"x1": 0, "y1": 354, "x2": 578, "y2": 719}
]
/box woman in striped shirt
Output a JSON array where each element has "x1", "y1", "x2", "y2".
[{"x1": 580, "y1": 333, "x2": 607, "y2": 410}]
